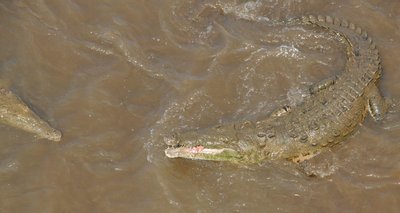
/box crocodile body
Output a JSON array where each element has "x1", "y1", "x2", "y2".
[{"x1": 164, "y1": 15, "x2": 387, "y2": 163}]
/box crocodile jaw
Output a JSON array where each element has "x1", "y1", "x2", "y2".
[
  {"x1": 165, "y1": 146, "x2": 241, "y2": 162},
  {"x1": 163, "y1": 124, "x2": 270, "y2": 163}
]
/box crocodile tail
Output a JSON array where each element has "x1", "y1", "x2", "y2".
[{"x1": 300, "y1": 15, "x2": 381, "y2": 83}]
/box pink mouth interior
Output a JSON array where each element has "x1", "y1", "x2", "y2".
[{"x1": 187, "y1": 145, "x2": 205, "y2": 153}]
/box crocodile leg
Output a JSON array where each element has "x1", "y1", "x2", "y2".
[
  {"x1": 309, "y1": 76, "x2": 337, "y2": 94},
  {"x1": 367, "y1": 84, "x2": 388, "y2": 121}
]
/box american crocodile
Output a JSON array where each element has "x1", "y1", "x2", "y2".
[
  {"x1": 164, "y1": 15, "x2": 388, "y2": 164},
  {"x1": 0, "y1": 87, "x2": 61, "y2": 141}
]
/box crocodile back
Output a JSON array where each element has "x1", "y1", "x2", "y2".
[{"x1": 270, "y1": 15, "x2": 383, "y2": 159}]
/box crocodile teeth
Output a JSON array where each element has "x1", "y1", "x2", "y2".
[{"x1": 317, "y1": 15, "x2": 325, "y2": 22}]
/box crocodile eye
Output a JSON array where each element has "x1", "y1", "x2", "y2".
[
  {"x1": 283, "y1": 105, "x2": 291, "y2": 112},
  {"x1": 164, "y1": 132, "x2": 180, "y2": 147}
]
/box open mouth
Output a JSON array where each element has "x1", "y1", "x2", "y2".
[
  {"x1": 164, "y1": 143, "x2": 240, "y2": 162},
  {"x1": 164, "y1": 145, "x2": 195, "y2": 158},
  {"x1": 163, "y1": 134, "x2": 240, "y2": 161},
  {"x1": 165, "y1": 145, "x2": 223, "y2": 157}
]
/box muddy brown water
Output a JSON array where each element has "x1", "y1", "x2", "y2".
[{"x1": 0, "y1": 0, "x2": 399, "y2": 212}]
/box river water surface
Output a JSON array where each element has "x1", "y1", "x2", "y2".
[{"x1": 0, "y1": 0, "x2": 399, "y2": 212}]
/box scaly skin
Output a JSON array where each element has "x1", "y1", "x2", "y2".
[
  {"x1": 164, "y1": 15, "x2": 387, "y2": 164},
  {"x1": 0, "y1": 87, "x2": 61, "y2": 141}
]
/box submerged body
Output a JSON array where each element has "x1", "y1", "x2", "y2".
[
  {"x1": 0, "y1": 87, "x2": 61, "y2": 141},
  {"x1": 164, "y1": 15, "x2": 387, "y2": 164}
]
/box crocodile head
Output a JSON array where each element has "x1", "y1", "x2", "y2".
[{"x1": 164, "y1": 123, "x2": 276, "y2": 164}]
